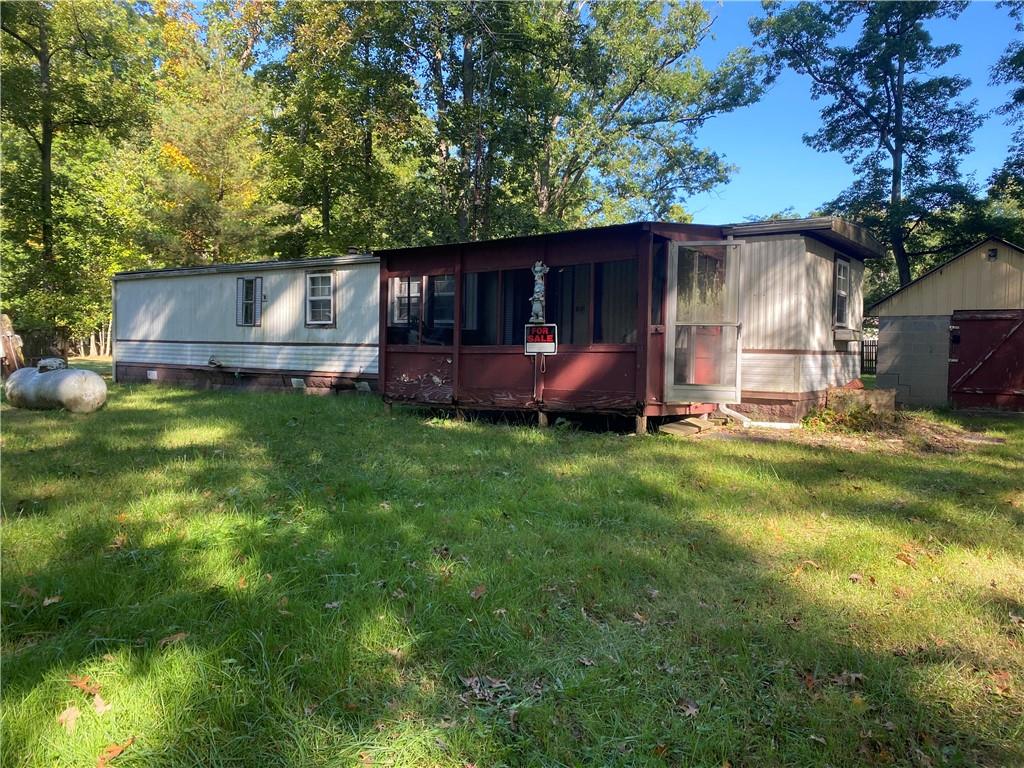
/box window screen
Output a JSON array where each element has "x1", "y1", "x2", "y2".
[
  {"x1": 500, "y1": 269, "x2": 533, "y2": 345},
  {"x1": 387, "y1": 276, "x2": 421, "y2": 344},
  {"x1": 594, "y1": 260, "x2": 637, "y2": 343},
  {"x1": 546, "y1": 264, "x2": 591, "y2": 345},
  {"x1": 423, "y1": 274, "x2": 455, "y2": 345},
  {"x1": 462, "y1": 271, "x2": 499, "y2": 345}
]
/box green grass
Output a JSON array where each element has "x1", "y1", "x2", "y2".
[{"x1": 2, "y1": 383, "x2": 1022, "y2": 767}]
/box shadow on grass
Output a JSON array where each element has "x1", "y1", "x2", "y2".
[{"x1": 1, "y1": 386, "x2": 1022, "y2": 766}]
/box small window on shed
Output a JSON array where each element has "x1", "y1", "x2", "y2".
[
  {"x1": 236, "y1": 276, "x2": 263, "y2": 327},
  {"x1": 306, "y1": 272, "x2": 334, "y2": 326},
  {"x1": 834, "y1": 257, "x2": 850, "y2": 328}
]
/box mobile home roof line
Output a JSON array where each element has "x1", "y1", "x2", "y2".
[{"x1": 114, "y1": 252, "x2": 378, "y2": 280}]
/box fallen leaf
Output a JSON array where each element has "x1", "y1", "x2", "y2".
[
  {"x1": 676, "y1": 697, "x2": 699, "y2": 717},
  {"x1": 93, "y1": 693, "x2": 112, "y2": 715},
  {"x1": 108, "y1": 533, "x2": 128, "y2": 551},
  {"x1": 391, "y1": 588, "x2": 406, "y2": 599},
  {"x1": 893, "y1": 586, "x2": 911, "y2": 600},
  {"x1": 69, "y1": 675, "x2": 101, "y2": 696},
  {"x1": 43, "y1": 595, "x2": 63, "y2": 607},
  {"x1": 784, "y1": 616, "x2": 802, "y2": 631},
  {"x1": 990, "y1": 670, "x2": 1013, "y2": 695},
  {"x1": 576, "y1": 656, "x2": 596, "y2": 667},
  {"x1": 304, "y1": 702, "x2": 319, "y2": 716},
  {"x1": 469, "y1": 584, "x2": 487, "y2": 600},
  {"x1": 631, "y1": 611, "x2": 648, "y2": 625},
  {"x1": 358, "y1": 750, "x2": 373, "y2": 766},
  {"x1": 1010, "y1": 613, "x2": 1024, "y2": 627},
  {"x1": 387, "y1": 647, "x2": 407, "y2": 664},
  {"x1": 802, "y1": 672, "x2": 816, "y2": 690},
  {"x1": 57, "y1": 704, "x2": 81, "y2": 733},
  {"x1": 324, "y1": 601, "x2": 341, "y2": 610},
  {"x1": 653, "y1": 743, "x2": 669, "y2": 757},
  {"x1": 237, "y1": 576, "x2": 248, "y2": 589},
  {"x1": 18, "y1": 585, "x2": 39, "y2": 600},
  {"x1": 96, "y1": 737, "x2": 134, "y2": 768},
  {"x1": 158, "y1": 631, "x2": 188, "y2": 648},
  {"x1": 809, "y1": 734, "x2": 826, "y2": 745},
  {"x1": 116, "y1": 513, "x2": 128, "y2": 523},
  {"x1": 849, "y1": 573, "x2": 863, "y2": 584},
  {"x1": 895, "y1": 552, "x2": 917, "y2": 568},
  {"x1": 832, "y1": 671, "x2": 866, "y2": 687}
]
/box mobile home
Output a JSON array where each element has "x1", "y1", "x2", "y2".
[{"x1": 113, "y1": 254, "x2": 379, "y2": 392}]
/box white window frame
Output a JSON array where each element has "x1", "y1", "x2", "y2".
[
  {"x1": 834, "y1": 256, "x2": 850, "y2": 328},
  {"x1": 240, "y1": 277, "x2": 257, "y2": 326},
  {"x1": 306, "y1": 272, "x2": 334, "y2": 326}
]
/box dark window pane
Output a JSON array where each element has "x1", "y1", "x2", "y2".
[
  {"x1": 546, "y1": 264, "x2": 591, "y2": 345},
  {"x1": 423, "y1": 274, "x2": 455, "y2": 345},
  {"x1": 594, "y1": 260, "x2": 637, "y2": 343},
  {"x1": 387, "y1": 276, "x2": 421, "y2": 344},
  {"x1": 500, "y1": 269, "x2": 533, "y2": 345},
  {"x1": 651, "y1": 242, "x2": 666, "y2": 325},
  {"x1": 461, "y1": 271, "x2": 499, "y2": 345}
]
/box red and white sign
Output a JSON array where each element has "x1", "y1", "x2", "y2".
[{"x1": 525, "y1": 324, "x2": 557, "y2": 355}]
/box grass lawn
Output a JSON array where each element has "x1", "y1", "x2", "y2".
[{"x1": 2, "y1": 381, "x2": 1022, "y2": 767}]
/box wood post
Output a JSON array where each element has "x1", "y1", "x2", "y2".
[
  {"x1": 635, "y1": 414, "x2": 648, "y2": 435},
  {"x1": 383, "y1": 400, "x2": 393, "y2": 416},
  {"x1": 537, "y1": 411, "x2": 549, "y2": 428}
]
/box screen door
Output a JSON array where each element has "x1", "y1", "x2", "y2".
[{"x1": 664, "y1": 241, "x2": 741, "y2": 404}]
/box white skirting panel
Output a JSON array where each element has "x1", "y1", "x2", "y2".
[
  {"x1": 741, "y1": 351, "x2": 859, "y2": 395},
  {"x1": 116, "y1": 340, "x2": 378, "y2": 376}
]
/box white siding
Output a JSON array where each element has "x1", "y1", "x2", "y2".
[
  {"x1": 737, "y1": 235, "x2": 807, "y2": 350},
  {"x1": 736, "y1": 235, "x2": 864, "y2": 396},
  {"x1": 114, "y1": 261, "x2": 379, "y2": 375}
]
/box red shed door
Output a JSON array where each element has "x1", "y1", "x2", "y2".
[
  {"x1": 949, "y1": 309, "x2": 1024, "y2": 410},
  {"x1": 665, "y1": 242, "x2": 742, "y2": 404}
]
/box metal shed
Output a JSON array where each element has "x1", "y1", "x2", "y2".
[{"x1": 868, "y1": 237, "x2": 1024, "y2": 408}]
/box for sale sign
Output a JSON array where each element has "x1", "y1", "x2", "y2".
[{"x1": 525, "y1": 324, "x2": 557, "y2": 355}]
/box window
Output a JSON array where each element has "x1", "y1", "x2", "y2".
[
  {"x1": 423, "y1": 274, "x2": 456, "y2": 345},
  {"x1": 546, "y1": 264, "x2": 591, "y2": 345},
  {"x1": 834, "y1": 256, "x2": 850, "y2": 327},
  {"x1": 388, "y1": 276, "x2": 422, "y2": 344},
  {"x1": 462, "y1": 271, "x2": 499, "y2": 345},
  {"x1": 676, "y1": 247, "x2": 731, "y2": 324},
  {"x1": 306, "y1": 272, "x2": 334, "y2": 325},
  {"x1": 500, "y1": 269, "x2": 533, "y2": 345},
  {"x1": 235, "y1": 276, "x2": 262, "y2": 327},
  {"x1": 594, "y1": 260, "x2": 637, "y2": 343}
]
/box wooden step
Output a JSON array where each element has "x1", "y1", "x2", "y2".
[{"x1": 659, "y1": 420, "x2": 702, "y2": 437}]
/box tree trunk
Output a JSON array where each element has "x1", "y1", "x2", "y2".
[
  {"x1": 39, "y1": 22, "x2": 54, "y2": 269},
  {"x1": 890, "y1": 47, "x2": 912, "y2": 287},
  {"x1": 89, "y1": 332, "x2": 98, "y2": 357}
]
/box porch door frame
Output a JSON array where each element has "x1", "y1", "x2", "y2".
[{"x1": 664, "y1": 240, "x2": 743, "y2": 404}]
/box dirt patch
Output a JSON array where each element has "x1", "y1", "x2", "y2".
[{"x1": 706, "y1": 412, "x2": 1005, "y2": 455}]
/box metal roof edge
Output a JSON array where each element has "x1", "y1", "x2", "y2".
[
  {"x1": 723, "y1": 216, "x2": 884, "y2": 260},
  {"x1": 113, "y1": 253, "x2": 378, "y2": 280}
]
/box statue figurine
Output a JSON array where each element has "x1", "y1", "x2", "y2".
[{"x1": 529, "y1": 260, "x2": 548, "y2": 323}]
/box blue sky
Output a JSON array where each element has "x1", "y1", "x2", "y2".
[{"x1": 687, "y1": 1, "x2": 1019, "y2": 224}]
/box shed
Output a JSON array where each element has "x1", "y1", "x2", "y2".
[
  {"x1": 377, "y1": 217, "x2": 882, "y2": 426},
  {"x1": 867, "y1": 237, "x2": 1024, "y2": 408},
  {"x1": 113, "y1": 254, "x2": 380, "y2": 392}
]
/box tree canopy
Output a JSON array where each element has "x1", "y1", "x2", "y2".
[{"x1": 1, "y1": 0, "x2": 1021, "y2": 348}]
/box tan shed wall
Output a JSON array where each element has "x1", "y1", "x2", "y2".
[{"x1": 871, "y1": 241, "x2": 1024, "y2": 317}]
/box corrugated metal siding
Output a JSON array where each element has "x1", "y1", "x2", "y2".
[
  {"x1": 114, "y1": 262, "x2": 379, "y2": 374},
  {"x1": 741, "y1": 353, "x2": 799, "y2": 392},
  {"x1": 738, "y1": 235, "x2": 807, "y2": 350},
  {"x1": 800, "y1": 353, "x2": 859, "y2": 392},
  {"x1": 871, "y1": 241, "x2": 1024, "y2": 317},
  {"x1": 115, "y1": 341, "x2": 377, "y2": 375}
]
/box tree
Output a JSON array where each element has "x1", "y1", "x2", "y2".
[
  {"x1": 752, "y1": 1, "x2": 982, "y2": 286},
  {"x1": 147, "y1": 0, "x2": 284, "y2": 264},
  {"x1": 0, "y1": 0, "x2": 152, "y2": 270},
  {"x1": 989, "y1": 1, "x2": 1024, "y2": 208}
]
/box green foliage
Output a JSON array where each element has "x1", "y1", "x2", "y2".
[{"x1": 752, "y1": 2, "x2": 983, "y2": 287}]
